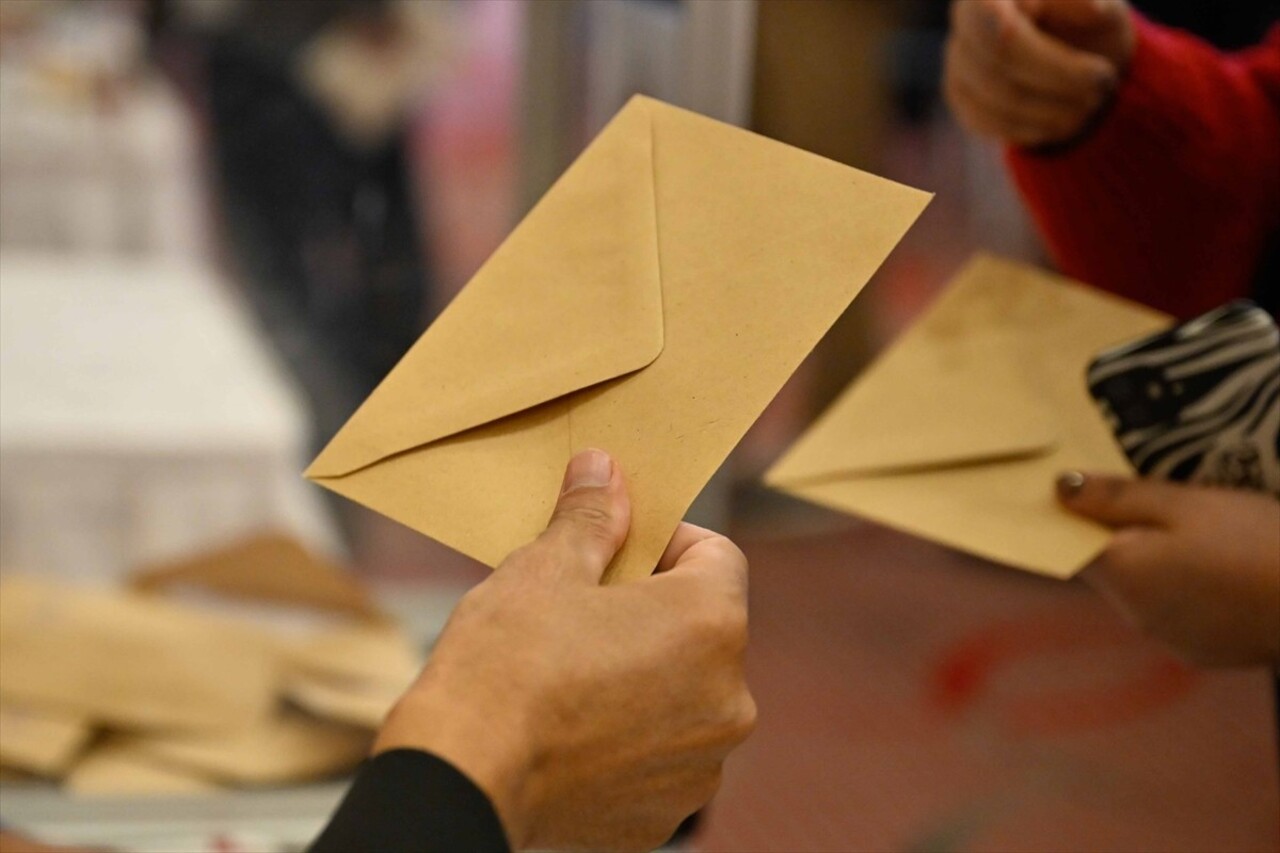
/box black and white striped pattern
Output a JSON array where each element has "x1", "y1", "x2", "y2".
[{"x1": 1087, "y1": 301, "x2": 1280, "y2": 495}]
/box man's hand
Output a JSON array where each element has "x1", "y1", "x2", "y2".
[
  {"x1": 944, "y1": 0, "x2": 1136, "y2": 147},
  {"x1": 376, "y1": 449, "x2": 756, "y2": 851},
  {"x1": 1057, "y1": 472, "x2": 1280, "y2": 667}
]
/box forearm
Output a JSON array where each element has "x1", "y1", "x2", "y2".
[{"x1": 1006, "y1": 16, "x2": 1280, "y2": 317}]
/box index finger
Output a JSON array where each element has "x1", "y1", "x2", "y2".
[
  {"x1": 656, "y1": 523, "x2": 721, "y2": 573},
  {"x1": 650, "y1": 523, "x2": 748, "y2": 603},
  {"x1": 1056, "y1": 472, "x2": 1183, "y2": 529}
]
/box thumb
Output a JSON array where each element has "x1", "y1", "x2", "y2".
[
  {"x1": 1055, "y1": 471, "x2": 1178, "y2": 528},
  {"x1": 537, "y1": 448, "x2": 630, "y2": 584}
]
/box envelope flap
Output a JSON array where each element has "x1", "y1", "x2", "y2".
[
  {"x1": 767, "y1": 266, "x2": 1062, "y2": 486},
  {"x1": 765, "y1": 254, "x2": 1174, "y2": 578},
  {"x1": 307, "y1": 98, "x2": 663, "y2": 478},
  {"x1": 130, "y1": 533, "x2": 383, "y2": 621}
]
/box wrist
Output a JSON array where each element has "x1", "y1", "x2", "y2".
[{"x1": 374, "y1": 679, "x2": 539, "y2": 847}]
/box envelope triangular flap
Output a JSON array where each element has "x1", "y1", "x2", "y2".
[
  {"x1": 301, "y1": 95, "x2": 933, "y2": 581},
  {"x1": 764, "y1": 254, "x2": 1173, "y2": 578},
  {"x1": 767, "y1": 257, "x2": 1061, "y2": 485},
  {"x1": 307, "y1": 97, "x2": 664, "y2": 478}
]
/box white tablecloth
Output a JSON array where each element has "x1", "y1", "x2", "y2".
[
  {"x1": 0, "y1": 252, "x2": 339, "y2": 582},
  {"x1": 0, "y1": 71, "x2": 209, "y2": 261}
]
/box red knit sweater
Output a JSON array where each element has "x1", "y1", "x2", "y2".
[{"x1": 1005, "y1": 16, "x2": 1280, "y2": 319}]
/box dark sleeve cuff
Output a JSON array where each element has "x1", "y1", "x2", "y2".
[{"x1": 310, "y1": 749, "x2": 511, "y2": 853}]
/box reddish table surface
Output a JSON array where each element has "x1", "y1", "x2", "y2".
[{"x1": 696, "y1": 518, "x2": 1279, "y2": 853}]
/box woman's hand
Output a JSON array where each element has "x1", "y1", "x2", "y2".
[
  {"x1": 945, "y1": 0, "x2": 1135, "y2": 147},
  {"x1": 1057, "y1": 471, "x2": 1280, "y2": 667}
]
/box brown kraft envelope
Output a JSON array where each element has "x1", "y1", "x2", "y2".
[
  {"x1": 0, "y1": 577, "x2": 278, "y2": 732},
  {"x1": 766, "y1": 254, "x2": 1170, "y2": 578},
  {"x1": 0, "y1": 704, "x2": 93, "y2": 777},
  {"x1": 305, "y1": 95, "x2": 930, "y2": 583},
  {"x1": 64, "y1": 740, "x2": 223, "y2": 797},
  {"x1": 284, "y1": 672, "x2": 403, "y2": 730},
  {"x1": 104, "y1": 711, "x2": 372, "y2": 786},
  {"x1": 130, "y1": 532, "x2": 384, "y2": 622}
]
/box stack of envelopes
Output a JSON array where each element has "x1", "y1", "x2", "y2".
[{"x1": 0, "y1": 534, "x2": 422, "y2": 794}]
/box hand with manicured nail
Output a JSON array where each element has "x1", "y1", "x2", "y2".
[
  {"x1": 944, "y1": 0, "x2": 1135, "y2": 147},
  {"x1": 1057, "y1": 471, "x2": 1280, "y2": 667},
  {"x1": 374, "y1": 449, "x2": 755, "y2": 851}
]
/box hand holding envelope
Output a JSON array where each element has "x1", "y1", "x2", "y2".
[
  {"x1": 766, "y1": 254, "x2": 1170, "y2": 578},
  {"x1": 306, "y1": 95, "x2": 930, "y2": 582}
]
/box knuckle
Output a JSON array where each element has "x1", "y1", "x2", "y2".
[
  {"x1": 728, "y1": 693, "x2": 758, "y2": 742},
  {"x1": 694, "y1": 600, "x2": 748, "y2": 648},
  {"x1": 498, "y1": 541, "x2": 560, "y2": 583},
  {"x1": 552, "y1": 502, "x2": 615, "y2": 538},
  {"x1": 694, "y1": 766, "x2": 724, "y2": 804},
  {"x1": 544, "y1": 503, "x2": 622, "y2": 570},
  {"x1": 704, "y1": 536, "x2": 749, "y2": 580},
  {"x1": 712, "y1": 535, "x2": 747, "y2": 565}
]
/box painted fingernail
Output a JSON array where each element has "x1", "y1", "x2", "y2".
[
  {"x1": 1056, "y1": 470, "x2": 1087, "y2": 499},
  {"x1": 563, "y1": 448, "x2": 613, "y2": 493}
]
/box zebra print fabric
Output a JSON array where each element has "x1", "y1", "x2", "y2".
[{"x1": 1087, "y1": 301, "x2": 1280, "y2": 496}]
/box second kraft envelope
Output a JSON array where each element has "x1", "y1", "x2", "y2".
[
  {"x1": 765, "y1": 254, "x2": 1171, "y2": 579},
  {"x1": 305, "y1": 96, "x2": 931, "y2": 583}
]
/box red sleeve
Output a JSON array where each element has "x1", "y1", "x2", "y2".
[{"x1": 1004, "y1": 17, "x2": 1280, "y2": 319}]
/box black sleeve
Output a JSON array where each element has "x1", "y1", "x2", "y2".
[{"x1": 309, "y1": 749, "x2": 511, "y2": 853}]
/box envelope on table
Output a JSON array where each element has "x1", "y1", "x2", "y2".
[
  {"x1": 130, "y1": 532, "x2": 384, "y2": 622},
  {"x1": 0, "y1": 704, "x2": 93, "y2": 777},
  {"x1": 104, "y1": 710, "x2": 372, "y2": 786},
  {"x1": 0, "y1": 576, "x2": 277, "y2": 732},
  {"x1": 765, "y1": 254, "x2": 1171, "y2": 578},
  {"x1": 306, "y1": 95, "x2": 930, "y2": 582},
  {"x1": 66, "y1": 741, "x2": 222, "y2": 797}
]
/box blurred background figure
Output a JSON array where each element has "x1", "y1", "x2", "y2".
[{"x1": 146, "y1": 0, "x2": 445, "y2": 452}]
